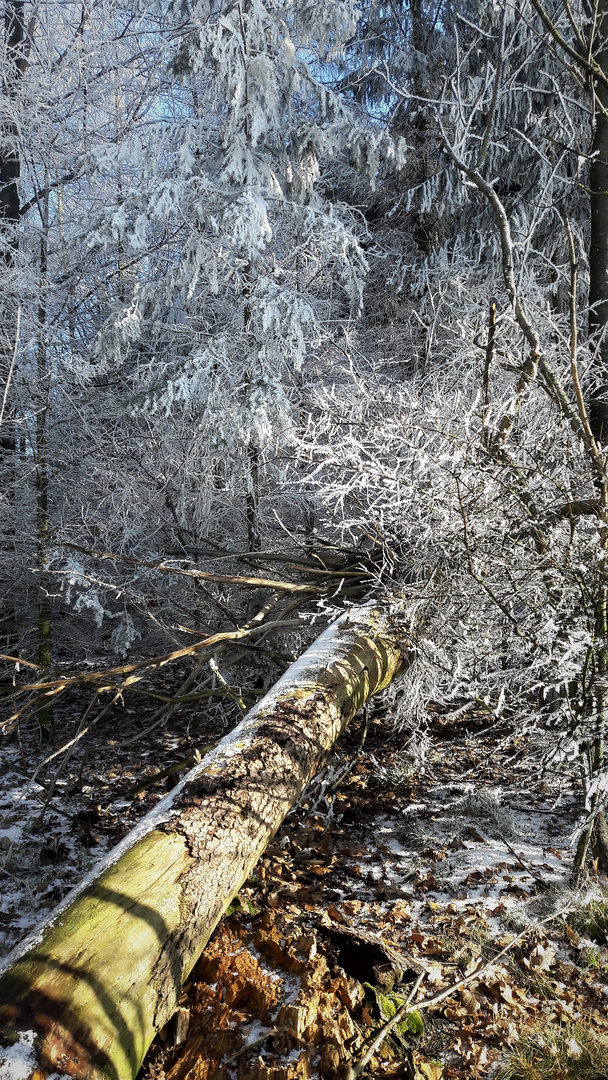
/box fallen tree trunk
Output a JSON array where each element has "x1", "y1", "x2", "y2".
[{"x1": 0, "y1": 602, "x2": 412, "y2": 1080}]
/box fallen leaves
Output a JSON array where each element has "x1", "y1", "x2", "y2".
[
  {"x1": 135, "y1": 714, "x2": 608, "y2": 1080},
  {"x1": 416, "y1": 1062, "x2": 444, "y2": 1080},
  {"x1": 520, "y1": 939, "x2": 556, "y2": 972},
  {"x1": 451, "y1": 1030, "x2": 489, "y2": 1073}
]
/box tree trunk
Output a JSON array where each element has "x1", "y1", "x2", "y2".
[
  {"x1": 0, "y1": 601, "x2": 412, "y2": 1080},
  {"x1": 36, "y1": 179, "x2": 53, "y2": 739},
  {"x1": 588, "y1": 0, "x2": 608, "y2": 440},
  {"x1": 0, "y1": 0, "x2": 24, "y2": 237},
  {"x1": 0, "y1": 0, "x2": 26, "y2": 648}
]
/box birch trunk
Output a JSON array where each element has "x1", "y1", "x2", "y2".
[{"x1": 0, "y1": 602, "x2": 412, "y2": 1080}]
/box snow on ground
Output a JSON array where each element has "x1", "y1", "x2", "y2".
[
  {"x1": 0, "y1": 683, "x2": 235, "y2": 956},
  {"x1": 2, "y1": 697, "x2": 607, "y2": 1080}
]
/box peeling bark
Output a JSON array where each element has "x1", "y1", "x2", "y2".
[{"x1": 0, "y1": 602, "x2": 413, "y2": 1080}]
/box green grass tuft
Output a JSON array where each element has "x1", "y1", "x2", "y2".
[
  {"x1": 568, "y1": 898, "x2": 608, "y2": 946},
  {"x1": 497, "y1": 1021, "x2": 608, "y2": 1080}
]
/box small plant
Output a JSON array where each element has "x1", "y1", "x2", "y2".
[
  {"x1": 567, "y1": 897, "x2": 608, "y2": 946},
  {"x1": 397, "y1": 819, "x2": 447, "y2": 850},
  {"x1": 368, "y1": 761, "x2": 415, "y2": 796},
  {"x1": 444, "y1": 791, "x2": 519, "y2": 840},
  {"x1": 497, "y1": 1021, "x2": 608, "y2": 1080},
  {"x1": 578, "y1": 946, "x2": 608, "y2": 978}
]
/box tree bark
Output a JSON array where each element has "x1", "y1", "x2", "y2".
[
  {"x1": 588, "y1": 0, "x2": 608, "y2": 439},
  {"x1": 0, "y1": 0, "x2": 25, "y2": 239},
  {"x1": 36, "y1": 178, "x2": 53, "y2": 739},
  {"x1": 0, "y1": 601, "x2": 412, "y2": 1080},
  {"x1": 0, "y1": 0, "x2": 26, "y2": 647}
]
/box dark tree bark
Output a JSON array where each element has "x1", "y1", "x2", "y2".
[
  {"x1": 0, "y1": 0, "x2": 26, "y2": 649},
  {"x1": 0, "y1": 1, "x2": 24, "y2": 239},
  {"x1": 589, "y1": 0, "x2": 608, "y2": 440}
]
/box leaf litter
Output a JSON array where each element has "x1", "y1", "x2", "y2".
[
  {"x1": 2, "y1": 696, "x2": 608, "y2": 1079},
  {"x1": 138, "y1": 704, "x2": 608, "y2": 1080}
]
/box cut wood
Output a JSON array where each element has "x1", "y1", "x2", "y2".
[{"x1": 0, "y1": 602, "x2": 413, "y2": 1080}]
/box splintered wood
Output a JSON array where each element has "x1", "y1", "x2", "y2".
[{"x1": 163, "y1": 915, "x2": 367, "y2": 1080}]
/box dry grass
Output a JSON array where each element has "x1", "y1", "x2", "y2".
[{"x1": 497, "y1": 1021, "x2": 608, "y2": 1080}]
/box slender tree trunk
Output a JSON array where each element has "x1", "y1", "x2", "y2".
[
  {"x1": 592, "y1": 582, "x2": 608, "y2": 870},
  {"x1": 243, "y1": 265, "x2": 260, "y2": 551},
  {"x1": 0, "y1": 0, "x2": 24, "y2": 233},
  {"x1": 0, "y1": 601, "x2": 413, "y2": 1080},
  {"x1": 57, "y1": 186, "x2": 77, "y2": 359},
  {"x1": 573, "y1": 575, "x2": 608, "y2": 876},
  {"x1": 0, "y1": 0, "x2": 25, "y2": 647},
  {"x1": 408, "y1": 0, "x2": 433, "y2": 255},
  {"x1": 246, "y1": 443, "x2": 260, "y2": 551},
  {"x1": 588, "y1": 0, "x2": 608, "y2": 439},
  {"x1": 36, "y1": 182, "x2": 53, "y2": 739}
]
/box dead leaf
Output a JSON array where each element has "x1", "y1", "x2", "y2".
[
  {"x1": 393, "y1": 899, "x2": 412, "y2": 920},
  {"x1": 341, "y1": 900, "x2": 363, "y2": 917},
  {"x1": 417, "y1": 1062, "x2": 444, "y2": 1079},
  {"x1": 460, "y1": 988, "x2": 483, "y2": 1014},
  {"x1": 327, "y1": 903, "x2": 346, "y2": 923},
  {"x1": 444, "y1": 1004, "x2": 467, "y2": 1020},
  {"x1": 527, "y1": 941, "x2": 555, "y2": 971},
  {"x1": 425, "y1": 962, "x2": 444, "y2": 986},
  {"x1": 452, "y1": 1031, "x2": 489, "y2": 1074}
]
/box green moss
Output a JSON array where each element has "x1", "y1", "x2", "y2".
[
  {"x1": 374, "y1": 990, "x2": 397, "y2": 1021},
  {"x1": 364, "y1": 986, "x2": 425, "y2": 1038},
  {"x1": 225, "y1": 893, "x2": 258, "y2": 916},
  {"x1": 401, "y1": 1010, "x2": 425, "y2": 1038}
]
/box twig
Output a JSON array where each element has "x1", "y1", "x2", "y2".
[
  {"x1": 347, "y1": 906, "x2": 573, "y2": 1078},
  {"x1": 560, "y1": 209, "x2": 604, "y2": 477},
  {"x1": 497, "y1": 832, "x2": 550, "y2": 890},
  {"x1": 528, "y1": 0, "x2": 608, "y2": 93},
  {"x1": 476, "y1": 2, "x2": 506, "y2": 168},
  {"x1": 36, "y1": 690, "x2": 123, "y2": 825},
  {"x1": 0, "y1": 653, "x2": 42, "y2": 671},
  {"x1": 60, "y1": 541, "x2": 325, "y2": 593},
  {"x1": 348, "y1": 972, "x2": 425, "y2": 1078},
  {"x1": 113, "y1": 596, "x2": 287, "y2": 747},
  {"x1": 326, "y1": 708, "x2": 369, "y2": 795},
  {"x1": 438, "y1": 135, "x2": 588, "y2": 455},
  {"x1": 28, "y1": 691, "x2": 102, "y2": 787},
  {"x1": 455, "y1": 478, "x2": 474, "y2": 575},
  {"x1": 166, "y1": 546, "x2": 359, "y2": 575},
  {"x1": 131, "y1": 739, "x2": 221, "y2": 796},
  {"x1": 120, "y1": 685, "x2": 259, "y2": 705},
  {"x1": 481, "y1": 300, "x2": 496, "y2": 444},
  {"x1": 1, "y1": 618, "x2": 304, "y2": 714},
  {"x1": 223, "y1": 1027, "x2": 283, "y2": 1066},
  {"x1": 105, "y1": 656, "x2": 207, "y2": 747},
  {"x1": 0, "y1": 307, "x2": 20, "y2": 430},
  {"x1": 415, "y1": 905, "x2": 573, "y2": 1010},
  {"x1": 209, "y1": 656, "x2": 247, "y2": 712}
]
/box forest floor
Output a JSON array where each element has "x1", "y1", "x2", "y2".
[{"x1": 1, "y1": 690, "x2": 608, "y2": 1080}]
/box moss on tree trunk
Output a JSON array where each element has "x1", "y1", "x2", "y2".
[{"x1": 0, "y1": 602, "x2": 413, "y2": 1080}]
